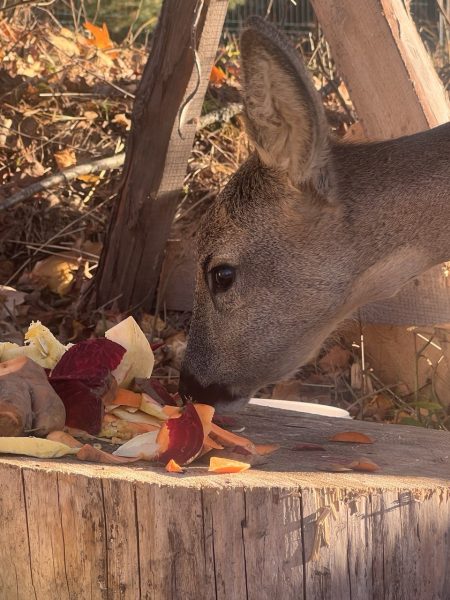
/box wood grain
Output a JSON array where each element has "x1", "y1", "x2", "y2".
[
  {"x1": 0, "y1": 407, "x2": 448, "y2": 599},
  {"x1": 310, "y1": 0, "x2": 449, "y2": 140}
]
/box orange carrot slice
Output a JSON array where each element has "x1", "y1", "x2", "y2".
[
  {"x1": 254, "y1": 443, "x2": 279, "y2": 456},
  {"x1": 162, "y1": 405, "x2": 182, "y2": 418},
  {"x1": 110, "y1": 389, "x2": 142, "y2": 408},
  {"x1": 349, "y1": 458, "x2": 380, "y2": 472},
  {"x1": 210, "y1": 422, "x2": 255, "y2": 451},
  {"x1": 47, "y1": 430, "x2": 82, "y2": 448},
  {"x1": 329, "y1": 431, "x2": 374, "y2": 444},
  {"x1": 208, "y1": 456, "x2": 251, "y2": 473},
  {"x1": 203, "y1": 435, "x2": 224, "y2": 450},
  {"x1": 165, "y1": 459, "x2": 184, "y2": 473},
  {"x1": 76, "y1": 444, "x2": 141, "y2": 464},
  {"x1": 193, "y1": 404, "x2": 215, "y2": 436}
]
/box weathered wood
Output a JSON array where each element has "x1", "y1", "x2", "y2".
[
  {"x1": 93, "y1": 0, "x2": 229, "y2": 312},
  {"x1": 310, "y1": 0, "x2": 449, "y2": 139},
  {"x1": 0, "y1": 406, "x2": 448, "y2": 599}
]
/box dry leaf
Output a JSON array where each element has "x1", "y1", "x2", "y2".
[
  {"x1": 113, "y1": 113, "x2": 131, "y2": 130},
  {"x1": 210, "y1": 65, "x2": 226, "y2": 85},
  {"x1": 329, "y1": 431, "x2": 374, "y2": 444},
  {"x1": 0, "y1": 285, "x2": 26, "y2": 318},
  {"x1": 54, "y1": 148, "x2": 76, "y2": 170},
  {"x1": 48, "y1": 32, "x2": 80, "y2": 57},
  {"x1": 31, "y1": 252, "x2": 81, "y2": 295},
  {"x1": 84, "y1": 22, "x2": 116, "y2": 54}
]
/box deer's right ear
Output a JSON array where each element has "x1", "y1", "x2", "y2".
[{"x1": 240, "y1": 17, "x2": 329, "y2": 187}]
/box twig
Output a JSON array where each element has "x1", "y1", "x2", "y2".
[
  {"x1": 5, "y1": 197, "x2": 112, "y2": 285},
  {"x1": 0, "y1": 104, "x2": 242, "y2": 211},
  {"x1": 0, "y1": 154, "x2": 124, "y2": 211}
]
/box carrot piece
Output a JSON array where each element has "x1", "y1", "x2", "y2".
[
  {"x1": 208, "y1": 456, "x2": 251, "y2": 473},
  {"x1": 193, "y1": 404, "x2": 215, "y2": 436},
  {"x1": 210, "y1": 422, "x2": 255, "y2": 451},
  {"x1": 110, "y1": 388, "x2": 142, "y2": 408},
  {"x1": 329, "y1": 431, "x2": 374, "y2": 444},
  {"x1": 162, "y1": 405, "x2": 182, "y2": 418},
  {"x1": 254, "y1": 443, "x2": 279, "y2": 456},
  {"x1": 165, "y1": 459, "x2": 184, "y2": 473},
  {"x1": 76, "y1": 444, "x2": 141, "y2": 464},
  {"x1": 203, "y1": 435, "x2": 224, "y2": 450},
  {"x1": 47, "y1": 430, "x2": 82, "y2": 448}
]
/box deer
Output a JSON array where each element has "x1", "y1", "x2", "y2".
[{"x1": 179, "y1": 16, "x2": 450, "y2": 412}]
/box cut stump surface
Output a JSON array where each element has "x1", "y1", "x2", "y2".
[{"x1": 0, "y1": 405, "x2": 449, "y2": 600}]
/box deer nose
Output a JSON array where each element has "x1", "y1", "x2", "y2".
[{"x1": 178, "y1": 368, "x2": 236, "y2": 408}]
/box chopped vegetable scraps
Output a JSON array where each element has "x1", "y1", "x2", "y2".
[
  {"x1": 208, "y1": 457, "x2": 251, "y2": 473},
  {"x1": 329, "y1": 431, "x2": 374, "y2": 444},
  {"x1": 165, "y1": 459, "x2": 184, "y2": 473},
  {"x1": 105, "y1": 317, "x2": 154, "y2": 388},
  {"x1": 0, "y1": 436, "x2": 78, "y2": 458}
]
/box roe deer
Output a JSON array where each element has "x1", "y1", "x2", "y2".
[{"x1": 179, "y1": 16, "x2": 450, "y2": 411}]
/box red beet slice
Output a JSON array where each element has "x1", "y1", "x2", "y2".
[
  {"x1": 51, "y1": 338, "x2": 125, "y2": 386},
  {"x1": 49, "y1": 339, "x2": 124, "y2": 434},
  {"x1": 157, "y1": 403, "x2": 204, "y2": 465}
]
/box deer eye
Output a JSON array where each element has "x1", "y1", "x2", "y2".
[{"x1": 209, "y1": 265, "x2": 236, "y2": 294}]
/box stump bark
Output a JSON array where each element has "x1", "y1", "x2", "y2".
[{"x1": 0, "y1": 406, "x2": 449, "y2": 599}]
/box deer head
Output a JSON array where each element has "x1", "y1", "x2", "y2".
[{"x1": 179, "y1": 16, "x2": 450, "y2": 410}]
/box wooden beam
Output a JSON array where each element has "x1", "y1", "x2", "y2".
[
  {"x1": 310, "y1": 0, "x2": 449, "y2": 140},
  {"x1": 0, "y1": 406, "x2": 448, "y2": 599},
  {"x1": 93, "y1": 0, "x2": 228, "y2": 312}
]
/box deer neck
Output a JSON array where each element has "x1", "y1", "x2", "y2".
[{"x1": 332, "y1": 123, "x2": 450, "y2": 308}]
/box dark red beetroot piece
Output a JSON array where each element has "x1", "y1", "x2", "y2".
[
  {"x1": 134, "y1": 377, "x2": 179, "y2": 406},
  {"x1": 49, "y1": 339, "x2": 125, "y2": 434},
  {"x1": 157, "y1": 403, "x2": 204, "y2": 465}
]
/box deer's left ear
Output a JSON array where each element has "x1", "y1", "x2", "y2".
[{"x1": 240, "y1": 17, "x2": 329, "y2": 188}]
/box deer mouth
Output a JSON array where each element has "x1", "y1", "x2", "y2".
[{"x1": 178, "y1": 368, "x2": 250, "y2": 413}]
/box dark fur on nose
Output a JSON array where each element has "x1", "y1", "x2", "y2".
[{"x1": 179, "y1": 368, "x2": 235, "y2": 407}]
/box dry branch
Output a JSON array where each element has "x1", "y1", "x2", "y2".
[{"x1": 0, "y1": 103, "x2": 242, "y2": 212}]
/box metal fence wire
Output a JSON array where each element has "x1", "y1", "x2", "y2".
[{"x1": 50, "y1": 0, "x2": 446, "y2": 41}]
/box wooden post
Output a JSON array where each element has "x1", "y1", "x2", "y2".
[
  {"x1": 0, "y1": 407, "x2": 448, "y2": 599},
  {"x1": 93, "y1": 0, "x2": 228, "y2": 312},
  {"x1": 310, "y1": 0, "x2": 449, "y2": 139}
]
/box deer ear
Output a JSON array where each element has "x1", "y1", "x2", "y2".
[{"x1": 240, "y1": 17, "x2": 329, "y2": 187}]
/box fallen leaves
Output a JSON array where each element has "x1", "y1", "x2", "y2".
[{"x1": 54, "y1": 148, "x2": 76, "y2": 170}]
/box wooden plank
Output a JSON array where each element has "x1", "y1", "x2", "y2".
[
  {"x1": 0, "y1": 407, "x2": 448, "y2": 599},
  {"x1": 93, "y1": 0, "x2": 229, "y2": 312},
  {"x1": 310, "y1": 0, "x2": 449, "y2": 140}
]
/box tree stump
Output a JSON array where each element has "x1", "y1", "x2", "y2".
[{"x1": 0, "y1": 406, "x2": 448, "y2": 599}]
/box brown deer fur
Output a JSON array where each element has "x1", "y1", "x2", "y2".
[{"x1": 179, "y1": 16, "x2": 450, "y2": 410}]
